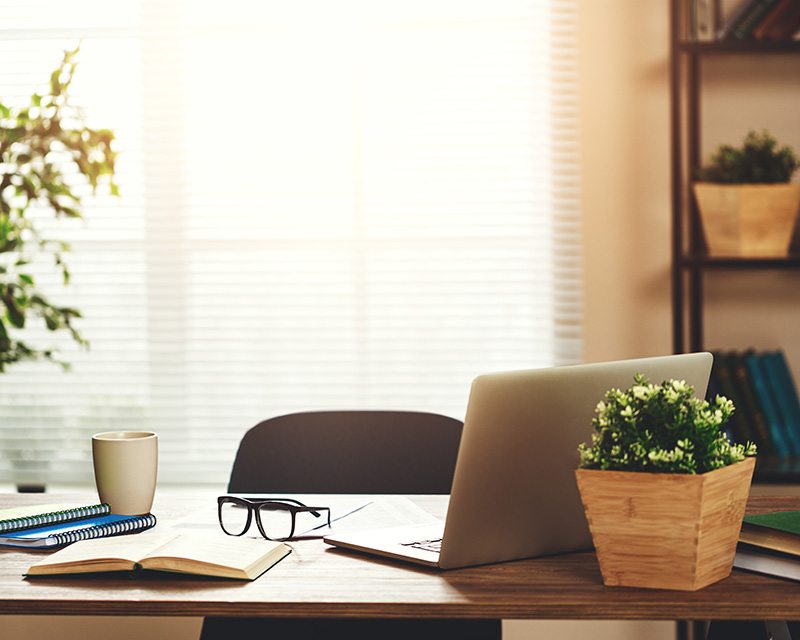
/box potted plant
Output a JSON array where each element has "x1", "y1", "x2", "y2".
[
  {"x1": 693, "y1": 129, "x2": 800, "y2": 257},
  {"x1": 1, "y1": 45, "x2": 117, "y2": 372},
  {"x1": 1, "y1": 46, "x2": 117, "y2": 490},
  {"x1": 575, "y1": 374, "x2": 757, "y2": 591}
]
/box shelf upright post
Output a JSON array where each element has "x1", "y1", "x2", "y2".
[
  {"x1": 687, "y1": 46, "x2": 704, "y2": 353},
  {"x1": 670, "y1": 0, "x2": 685, "y2": 355}
]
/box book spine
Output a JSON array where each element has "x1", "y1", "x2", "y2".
[
  {"x1": 718, "y1": 0, "x2": 764, "y2": 39},
  {"x1": 711, "y1": 351, "x2": 753, "y2": 446},
  {"x1": 752, "y1": 0, "x2": 795, "y2": 39},
  {"x1": 0, "y1": 504, "x2": 111, "y2": 534},
  {"x1": 692, "y1": 0, "x2": 718, "y2": 41},
  {"x1": 730, "y1": 350, "x2": 779, "y2": 470},
  {"x1": 731, "y1": 0, "x2": 780, "y2": 39},
  {"x1": 48, "y1": 513, "x2": 157, "y2": 547},
  {"x1": 765, "y1": 351, "x2": 800, "y2": 468},
  {"x1": 746, "y1": 353, "x2": 791, "y2": 461},
  {"x1": 765, "y1": 0, "x2": 800, "y2": 39}
]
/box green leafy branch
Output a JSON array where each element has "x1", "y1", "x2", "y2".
[{"x1": 0, "y1": 45, "x2": 118, "y2": 372}]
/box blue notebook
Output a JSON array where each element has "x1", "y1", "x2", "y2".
[{"x1": 0, "y1": 511, "x2": 157, "y2": 548}]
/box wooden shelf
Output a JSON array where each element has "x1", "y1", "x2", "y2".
[
  {"x1": 678, "y1": 40, "x2": 800, "y2": 54},
  {"x1": 679, "y1": 255, "x2": 800, "y2": 270}
]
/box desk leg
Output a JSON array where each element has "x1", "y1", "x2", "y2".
[{"x1": 677, "y1": 620, "x2": 708, "y2": 640}]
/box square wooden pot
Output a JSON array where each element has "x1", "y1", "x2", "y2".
[
  {"x1": 693, "y1": 183, "x2": 800, "y2": 258},
  {"x1": 575, "y1": 456, "x2": 755, "y2": 591}
]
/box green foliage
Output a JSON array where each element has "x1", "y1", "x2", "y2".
[
  {"x1": 578, "y1": 374, "x2": 757, "y2": 474},
  {"x1": 0, "y1": 45, "x2": 117, "y2": 372},
  {"x1": 695, "y1": 129, "x2": 799, "y2": 184}
]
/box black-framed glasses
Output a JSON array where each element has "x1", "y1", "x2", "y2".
[{"x1": 217, "y1": 496, "x2": 331, "y2": 542}]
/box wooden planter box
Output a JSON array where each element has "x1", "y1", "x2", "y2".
[
  {"x1": 575, "y1": 456, "x2": 755, "y2": 591},
  {"x1": 693, "y1": 183, "x2": 800, "y2": 258}
]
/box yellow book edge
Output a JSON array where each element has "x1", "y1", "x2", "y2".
[{"x1": 739, "y1": 522, "x2": 800, "y2": 557}]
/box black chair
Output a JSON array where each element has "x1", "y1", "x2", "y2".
[{"x1": 200, "y1": 410, "x2": 501, "y2": 640}]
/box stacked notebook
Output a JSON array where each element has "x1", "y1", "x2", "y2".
[{"x1": 0, "y1": 502, "x2": 156, "y2": 548}]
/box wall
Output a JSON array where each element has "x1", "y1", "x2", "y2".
[
  {"x1": 581, "y1": 0, "x2": 673, "y2": 365},
  {"x1": 507, "y1": 2, "x2": 678, "y2": 638}
]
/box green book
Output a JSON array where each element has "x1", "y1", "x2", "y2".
[
  {"x1": 744, "y1": 510, "x2": 800, "y2": 535},
  {"x1": 740, "y1": 510, "x2": 800, "y2": 557}
]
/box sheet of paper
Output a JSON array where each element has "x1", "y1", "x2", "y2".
[{"x1": 168, "y1": 495, "x2": 441, "y2": 540}]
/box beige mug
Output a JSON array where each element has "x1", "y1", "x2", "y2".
[{"x1": 92, "y1": 431, "x2": 158, "y2": 515}]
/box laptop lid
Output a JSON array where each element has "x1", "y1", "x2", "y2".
[{"x1": 436, "y1": 352, "x2": 713, "y2": 569}]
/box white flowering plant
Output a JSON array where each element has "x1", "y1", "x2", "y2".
[{"x1": 578, "y1": 374, "x2": 757, "y2": 474}]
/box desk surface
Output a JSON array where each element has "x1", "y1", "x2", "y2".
[{"x1": 2, "y1": 493, "x2": 800, "y2": 620}]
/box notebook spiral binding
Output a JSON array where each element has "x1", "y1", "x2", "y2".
[
  {"x1": 0, "y1": 504, "x2": 112, "y2": 533},
  {"x1": 50, "y1": 513, "x2": 157, "y2": 547}
]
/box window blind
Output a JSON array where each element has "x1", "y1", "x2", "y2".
[{"x1": 0, "y1": 0, "x2": 581, "y2": 487}]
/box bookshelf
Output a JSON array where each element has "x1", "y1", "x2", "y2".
[{"x1": 669, "y1": 0, "x2": 800, "y2": 480}]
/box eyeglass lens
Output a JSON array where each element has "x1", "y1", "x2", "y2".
[
  {"x1": 256, "y1": 504, "x2": 294, "y2": 541},
  {"x1": 219, "y1": 500, "x2": 250, "y2": 536}
]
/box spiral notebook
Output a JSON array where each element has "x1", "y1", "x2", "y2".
[{"x1": 0, "y1": 503, "x2": 156, "y2": 548}]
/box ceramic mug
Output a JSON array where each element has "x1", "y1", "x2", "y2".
[{"x1": 92, "y1": 431, "x2": 158, "y2": 515}]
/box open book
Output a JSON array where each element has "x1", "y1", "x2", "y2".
[{"x1": 26, "y1": 529, "x2": 290, "y2": 580}]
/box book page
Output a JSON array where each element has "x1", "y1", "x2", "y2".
[
  {"x1": 140, "y1": 532, "x2": 287, "y2": 579},
  {"x1": 27, "y1": 529, "x2": 179, "y2": 575}
]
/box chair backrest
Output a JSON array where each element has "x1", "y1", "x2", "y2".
[{"x1": 227, "y1": 410, "x2": 463, "y2": 494}]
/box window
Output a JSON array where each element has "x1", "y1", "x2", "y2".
[{"x1": 0, "y1": 0, "x2": 581, "y2": 487}]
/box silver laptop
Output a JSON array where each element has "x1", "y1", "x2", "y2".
[{"x1": 324, "y1": 352, "x2": 714, "y2": 569}]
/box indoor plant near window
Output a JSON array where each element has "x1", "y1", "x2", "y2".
[
  {"x1": 1, "y1": 46, "x2": 117, "y2": 490},
  {"x1": 0, "y1": 46, "x2": 117, "y2": 372},
  {"x1": 575, "y1": 375, "x2": 757, "y2": 591},
  {"x1": 693, "y1": 129, "x2": 800, "y2": 258}
]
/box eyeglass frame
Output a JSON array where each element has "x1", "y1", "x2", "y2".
[{"x1": 217, "y1": 496, "x2": 332, "y2": 542}]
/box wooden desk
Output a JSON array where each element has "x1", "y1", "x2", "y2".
[{"x1": 2, "y1": 493, "x2": 800, "y2": 621}]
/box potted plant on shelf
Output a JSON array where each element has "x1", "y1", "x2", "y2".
[
  {"x1": 693, "y1": 129, "x2": 800, "y2": 258},
  {"x1": 575, "y1": 374, "x2": 757, "y2": 591},
  {"x1": 0, "y1": 45, "x2": 117, "y2": 372}
]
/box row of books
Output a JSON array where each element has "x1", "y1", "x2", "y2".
[
  {"x1": 709, "y1": 349, "x2": 800, "y2": 476},
  {"x1": 691, "y1": 0, "x2": 800, "y2": 42}
]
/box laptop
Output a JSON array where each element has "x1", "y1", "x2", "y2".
[{"x1": 324, "y1": 352, "x2": 714, "y2": 569}]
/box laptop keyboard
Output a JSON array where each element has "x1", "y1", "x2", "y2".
[{"x1": 400, "y1": 537, "x2": 442, "y2": 554}]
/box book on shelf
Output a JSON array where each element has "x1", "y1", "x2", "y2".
[
  {"x1": 746, "y1": 353, "x2": 793, "y2": 461},
  {"x1": 692, "y1": 0, "x2": 718, "y2": 41},
  {"x1": 710, "y1": 351, "x2": 755, "y2": 446},
  {"x1": 752, "y1": 0, "x2": 800, "y2": 39},
  {"x1": 762, "y1": 351, "x2": 800, "y2": 458},
  {"x1": 717, "y1": 0, "x2": 781, "y2": 40},
  {"x1": 26, "y1": 529, "x2": 291, "y2": 581},
  {"x1": 711, "y1": 349, "x2": 800, "y2": 475}
]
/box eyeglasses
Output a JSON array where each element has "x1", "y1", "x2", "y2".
[{"x1": 217, "y1": 496, "x2": 331, "y2": 542}]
